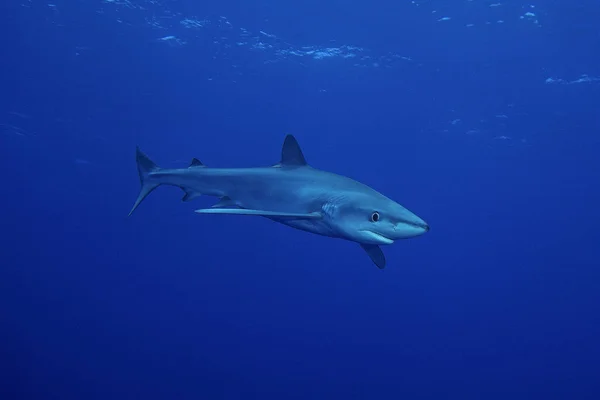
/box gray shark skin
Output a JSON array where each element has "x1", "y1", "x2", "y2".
[{"x1": 129, "y1": 135, "x2": 429, "y2": 269}]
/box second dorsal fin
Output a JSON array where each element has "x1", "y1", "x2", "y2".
[
  {"x1": 189, "y1": 158, "x2": 204, "y2": 167},
  {"x1": 280, "y1": 134, "x2": 307, "y2": 167}
]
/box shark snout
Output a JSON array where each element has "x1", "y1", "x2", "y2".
[{"x1": 394, "y1": 216, "x2": 429, "y2": 238}]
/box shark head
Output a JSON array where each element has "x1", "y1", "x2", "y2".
[{"x1": 324, "y1": 191, "x2": 429, "y2": 245}]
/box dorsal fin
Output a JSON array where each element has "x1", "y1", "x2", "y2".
[
  {"x1": 280, "y1": 134, "x2": 307, "y2": 166},
  {"x1": 189, "y1": 158, "x2": 204, "y2": 167}
]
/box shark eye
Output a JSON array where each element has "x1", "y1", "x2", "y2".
[{"x1": 370, "y1": 211, "x2": 380, "y2": 222}]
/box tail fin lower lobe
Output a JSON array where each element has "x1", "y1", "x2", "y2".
[{"x1": 129, "y1": 147, "x2": 161, "y2": 216}]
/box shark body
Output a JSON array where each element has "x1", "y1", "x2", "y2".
[{"x1": 129, "y1": 135, "x2": 429, "y2": 268}]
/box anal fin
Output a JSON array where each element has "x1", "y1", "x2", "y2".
[{"x1": 181, "y1": 189, "x2": 202, "y2": 202}]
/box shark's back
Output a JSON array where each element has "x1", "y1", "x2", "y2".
[{"x1": 197, "y1": 165, "x2": 359, "y2": 213}]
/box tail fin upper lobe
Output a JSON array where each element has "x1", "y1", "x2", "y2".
[{"x1": 129, "y1": 147, "x2": 161, "y2": 216}]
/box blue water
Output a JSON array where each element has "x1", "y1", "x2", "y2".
[{"x1": 2, "y1": 1, "x2": 599, "y2": 399}]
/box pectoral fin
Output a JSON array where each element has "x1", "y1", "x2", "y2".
[
  {"x1": 360, "y1": 244, "x2": 386, "y2": 269},
  {"x1": 195, "y1": 208, "x2": 322, "y2": 219}
]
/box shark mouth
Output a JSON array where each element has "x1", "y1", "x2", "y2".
[{"x1": 360, "y1": 230, "x2": 394, "y2": 245}]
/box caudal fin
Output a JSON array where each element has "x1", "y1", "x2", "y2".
[{"x1": 129, "y1": 147, "x2": 161, "y2": 216}]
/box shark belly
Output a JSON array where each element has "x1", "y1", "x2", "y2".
[
  {"x1": 156, "y1": 166, "x2": 348, "y2": 239},
  {"x1": 194, "y1": 168, "x2": 338, "y2": 238},
  {"x1": 269, "y1": 216, "x2": 337, "y2": 238}
]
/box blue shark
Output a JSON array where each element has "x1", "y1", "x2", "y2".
[{"x1": 129, "y1": 135, "x2": 429, "y2": 268}]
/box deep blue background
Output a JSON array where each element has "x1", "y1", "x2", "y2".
[{"x1": 1, "y1": 1, "x2": 599, "y2": 399}]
